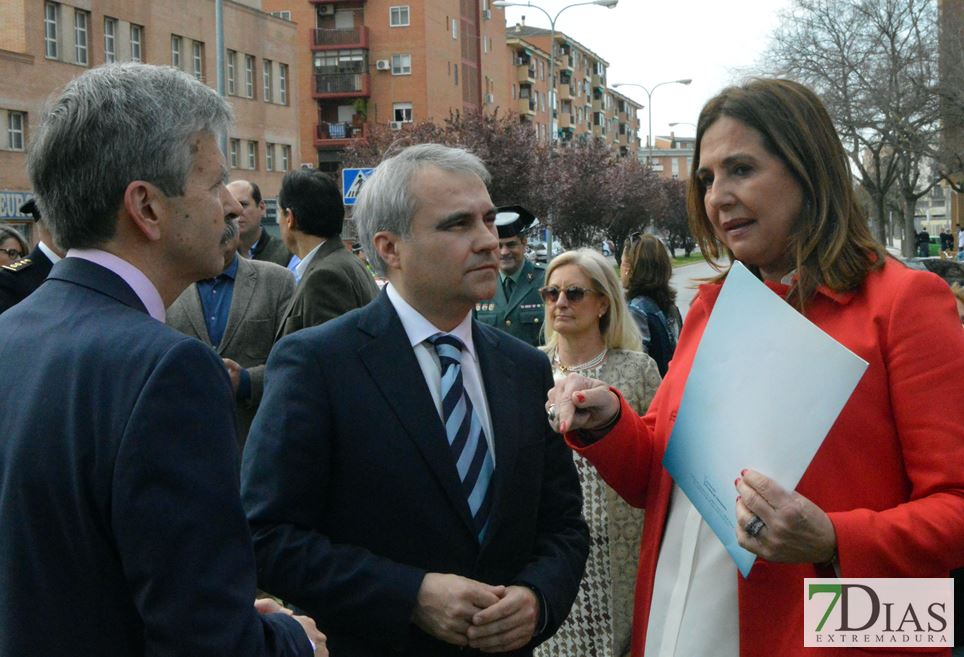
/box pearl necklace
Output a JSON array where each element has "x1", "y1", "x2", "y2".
[{"x1": 553, "y1": 347, "x2": 608, "y2": 374}]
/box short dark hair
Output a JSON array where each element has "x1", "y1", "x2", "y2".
[
  {"x1": 248, "y1": 181, "x2": 262, "y2": 205},
  {"x1": 278, "y1": 169, "x2": 343, "y2": 238}
]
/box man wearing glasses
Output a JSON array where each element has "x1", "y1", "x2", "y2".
[{"x1": 474, "y1": 206, "x2": 546, "y2": 346}]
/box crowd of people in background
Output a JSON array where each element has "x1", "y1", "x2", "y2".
[{"x1": 0, "y1": 61, "x2": 963, "y2": 657}]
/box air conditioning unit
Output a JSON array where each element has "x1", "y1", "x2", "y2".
[
  {"x1": 317, "y1": 4, "x2": 335, "y2": 16},
  {"x1": 485, "y1": 93, "x2": 495, "y2": 104},
  {"x1": 482, "y1": 8, "x2": 492, "y2": 19},
  {"x1": 376, "y1": 59, "x2": 391, "y2": 71},
  {"x1": 389, "y1": 121, "x2": 404, "y2": 130}
]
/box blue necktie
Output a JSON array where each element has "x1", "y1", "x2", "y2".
[{"x1": 428, "y1": 334, "x2": 495, "y2": 542}]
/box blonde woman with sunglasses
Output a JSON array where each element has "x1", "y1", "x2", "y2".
[{"x1": 536, "y1": 248, "x2": 660, "y2": 657}]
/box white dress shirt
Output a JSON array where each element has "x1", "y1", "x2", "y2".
[
  {"x1": 385, "y1": 283, "x2": 496, "y2": 462},
  {"x1": 645, "y1": 484, "x2": 738, "y2": 657},
  {"x1": 294, "y1": 239, "x2": 326, "y2": 281}
]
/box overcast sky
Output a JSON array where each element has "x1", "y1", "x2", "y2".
[{"x1": 501, "y1": 0, "x2": 792, "y2": 142}]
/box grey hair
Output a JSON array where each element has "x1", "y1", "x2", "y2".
[
  {"x1": 27, "y1": 63, "x2": 232, "y2": 250},
  {"x1": 220, "y1": 217, "x2": 239, "y2": 246},
  {"x1": 353, "y1": 143, "x2": 491, "y2": 276}
]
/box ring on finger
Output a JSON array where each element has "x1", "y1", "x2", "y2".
[
  {"x1": 745, "y1": 514, "x2": 766, "y2": 538},
  {"x1": 546, "y1": 404, "x2": 557, "y2": 422}
]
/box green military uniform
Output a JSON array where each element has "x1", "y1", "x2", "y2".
[{"x1": 475, "y1": 259, "x2": 545, "y2": 345}]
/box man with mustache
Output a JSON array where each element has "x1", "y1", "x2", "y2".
[{"x1": 242, "y1": 144, "x2": 588, "y2": 656}]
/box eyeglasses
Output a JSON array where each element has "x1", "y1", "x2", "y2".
[
  {"x1": 1, "y1": 248, "x2": 24, "y2": 259},
  {"x1": 539, "y1": 285, "x2": 601, "y2": 304}
]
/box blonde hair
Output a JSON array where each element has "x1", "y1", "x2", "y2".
[
  {"x1": 951, "y1": 282, "x2": 964, "y2": 305},
  {"x1": 543, "y1": 248, "x2": 642, "y2": 352}
]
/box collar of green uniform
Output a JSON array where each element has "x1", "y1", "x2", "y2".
[{"x1": 499, "y1": 261, "x2": 527, "y2": 285}]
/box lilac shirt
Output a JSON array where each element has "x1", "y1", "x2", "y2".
[{"x1": 66, "y1": 249, "x2": 166, "y2": 321}]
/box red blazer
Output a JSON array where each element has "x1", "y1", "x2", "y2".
[{"x1": 569, "y1": 259, "x2": 964, "y2": 657}]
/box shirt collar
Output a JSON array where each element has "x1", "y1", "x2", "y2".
[
  {"x1": 295, "y1": 239, "x2": 326, "y2": 279},
  {"x1": 221, "y1": 253, "x2": 239, "y2": 280},
  {"x1": 37, "y1": 241, "x2": 62, "y2": 264},
  {"x1": 385, "y1": 283, "x2": 477, "y2": 362},
  {"x1": 500, "y1": 262, "x2": 526, "y2": 285},
  {"x1": 66, "y1": 248, "x2": 166, "y2": 321}
]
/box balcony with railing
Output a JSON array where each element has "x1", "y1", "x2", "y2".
[
  {"x1": 516, "y1": 64, "x2": 535, "y2": 83},
  {"x1": 517, "y1": 96, "x2": 536, "y2": 116},
  {"x1": 315, "y1": 120, "x2": 367, "y2": 149},
  {"x1": 313, "y1": 26, "x2": 369, "y2": 49},
  {"x1": 313, "y1": 72, "x2": 370, "y2": 98}
]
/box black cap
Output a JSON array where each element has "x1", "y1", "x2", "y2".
[
  {"x1": 494, "y1": 205, "x2": 537, "y2": 239},
  {"x1": 19, "y1": 199, "x2": 40, "y2": 221}
]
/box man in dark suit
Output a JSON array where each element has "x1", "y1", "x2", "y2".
[
  {"x1": 0, "y1": 199, "x2": 65, "y2": 313},
  {"x1": 0, "y1": 63, "x2": 323, "y2": 657},
  {"x1": 242, "y1": 144, "x2": 588, "y2": 657},
  {"x1": 474, "y1": 206, "x2": 545, "y2": 346},
  {"x1": 167, "y1": 218, "x2": 295, "y2": 448},
  {"x1": 275, "y1": 168, "x2": 378, "y2": 338},
  {"x1": 231, "y1": 179, "x2": 293, "y2": 268}
]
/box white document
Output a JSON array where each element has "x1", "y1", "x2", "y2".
[{"x1": 662, "y1": 262, "x2": 867, "y2": 577}]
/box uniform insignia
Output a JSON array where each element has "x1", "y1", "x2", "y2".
[
  {"x1": 527, "y1": 272, "x2": 533, "y2": 281},
  {"x1": 1, "y1": 257, "x2": 33, "y2": 272}
]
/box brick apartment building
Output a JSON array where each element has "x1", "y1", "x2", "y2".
[
  {"x1": 0, "y1": 0, "x2": 300, "y2": 241},
  {"x1": 640, "y1": 132, "x2": 695, "y2": 181},
  {"x1": 261, "y1": 0, "x2": 641, "y2": 170}
]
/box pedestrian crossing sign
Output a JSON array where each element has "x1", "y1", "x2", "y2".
[{"x1": 342, "y1": 167, "x2": 374, "y2": 206}]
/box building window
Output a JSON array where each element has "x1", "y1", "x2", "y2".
[
  {"x1": 281, "y1": 145, "x2": 291, "y2": 171},
  {"x1": 103, "y1": 18, "x2": 117, "y2": 63},
  {"x1": 192, "y1": 41, "x2": 204, "y2": 80},
  {"x1": 7, "y1": 112, "x2": 25, "y2": 151},
  {"x1": 226, "y1": 50, "x2": 237, "y2": 95},
  {"x1": 671, "y1": 157, "x2": 680, "y2": 178},
  {"x1": 247, "y1": 141, "x2": 257, "y2": 169},
  {"x1": 130, "y1": 24, "x2": 143, "y2": 62},
  {"x1": 391, "y1": 53, "x2": 411, "y2": 75},
  {"x1": 393, "y1": 102, "x2": 413, "y2": 123},
  {"x1": 244, "y1": 55, "x2": 255, "y2": 98},
  {"x1": 74, "y1": 10, "x2": 89, "y2": 65},
  {"x1": 453, "y1": 64, "x2": 458, "y2": 85},
  {"x1": 451, "y1": 17, "x2": 458, "y2": 39},
  {"x1": 389, "y1": 5, "x2": 410, "y2": 26},
  {"x1": 265, "y1": 143, "x2": 275, "y2": 171},
  {"x1": 229, "y1": 138, "x2": 240, "y2": 168},
  {"x1": 278, "y1": 63, "x2": 288, "y2": 105},
  {"x1": 171, "y1": 35, "x2": 181, "y2": 68},
  {"x1": 483, "y1": 36, "x2": 490, "y2": 53},
  {"x1": 263, "y1": 59, "x2": 273, "y2": 102},
  {"x1": 44, "y1": 2, "x2": 59, "y2": 59},
  {"x1": 271, "y1": 10, "x2": 292, "y2": 21}
]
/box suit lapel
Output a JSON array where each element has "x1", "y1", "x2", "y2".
[
  {"x1": 275, "y1": 241, "x2": 341, "y2": 340},
  {"x1": 179, "y1": 283, "x2": 212, "y2": 345},
  {"x1": 357, "y1": 295, "x2": 478, "y2": 539},
  {"x1": 502, "y1": 261, "x2": 534, "y2": 313},
  {"x1": 473, "y1": 323, "x2": 521, "y2": 546},
  {"x1": 220, "y1": 258, "x2": 255, "y2": 353}
]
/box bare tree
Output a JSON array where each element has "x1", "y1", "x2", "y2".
[
  {"x1": 655, "y1": 178, "x2": 694, "y2": 257},
  {"x1": 763, "y1": 0, "x2": 956, "y2": 256}
]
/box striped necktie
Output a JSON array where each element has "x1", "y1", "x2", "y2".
[{"x1": 428, "y1": 333, "x2": 495, "y2": 542}]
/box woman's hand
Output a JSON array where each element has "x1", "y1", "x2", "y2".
[
  {"x1": 735, "y1": 469, "x2": 837, "y2": 564},
  {"x1": 546, "y1": 373, "x2": 619, "y2": 434}
]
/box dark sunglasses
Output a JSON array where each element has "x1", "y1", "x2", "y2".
[
  {"x1": 1, "y1": 248, "x2": 24, "y2": 259},
  {"x1": 539, "y1": 285, "x2": 601, "y2": 304}
]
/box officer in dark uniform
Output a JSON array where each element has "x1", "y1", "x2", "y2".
[
  {"x1": 0, "y1": 199, "x2": 63, "y2": 314},
  {"x1": 474, "y1": 205, "x2": 546, "y2": 346}
]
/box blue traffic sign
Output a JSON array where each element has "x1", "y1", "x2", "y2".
[{"x1": 342, "y1": 167, "x2": 374, "y2": 206}]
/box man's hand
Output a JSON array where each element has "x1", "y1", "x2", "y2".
[
  {"x1": 254, "y1": 598, "x2": 328, "y2": 657},
  {"x1": 412, "y1": 573, "x2": 506, "y2": 646},
  {"x1": 546, "y1": 373, "x2": 619, "y2": 434},
  {"x1": 222, "y1": 358, "x2": 242, "y2": 395},
  {"x1": 467, "y1": 585, "x2": 539, "y2": 653}
]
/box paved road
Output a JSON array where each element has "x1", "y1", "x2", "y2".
[{"x1": 672, "y1": 258, "x2": 722, "y2": 320}]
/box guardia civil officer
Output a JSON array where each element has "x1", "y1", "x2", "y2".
[
  {"x1": 0, "y1": 199, "x2": 64, "y2": 314},
  {"x1": 474, "y1": 205, "x2": 545, "y2": 346}
]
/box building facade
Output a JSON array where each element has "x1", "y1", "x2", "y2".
[
  {"x1": 0, "y1": 0, "x2": 300, "y2": 239},
  {"x1": 639, "y1": 133, "x2": 694, "y2": 180}
]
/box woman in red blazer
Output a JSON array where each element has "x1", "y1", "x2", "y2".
[{"x1": 547, "y1": 79, "x2": 964, "y2": 657}]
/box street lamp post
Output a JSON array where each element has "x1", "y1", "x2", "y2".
[
  {"x1": 493, "y1": 0, "x2": 617, "y2": 259},
  {"x1": 613, "y1": 79, "x2": 691, "y2": 164}
]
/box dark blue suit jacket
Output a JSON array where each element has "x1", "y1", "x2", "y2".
[
  {"x1": 241, "y1": 291, "x2": 589, "y2": 657},
  {"x1": 0, "y1": 258, "x2": 310, "y2": 657}
]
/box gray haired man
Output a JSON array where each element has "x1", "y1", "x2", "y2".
[{"x1": 0, "y1": 63, "x2": 324, "y2": 656}]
